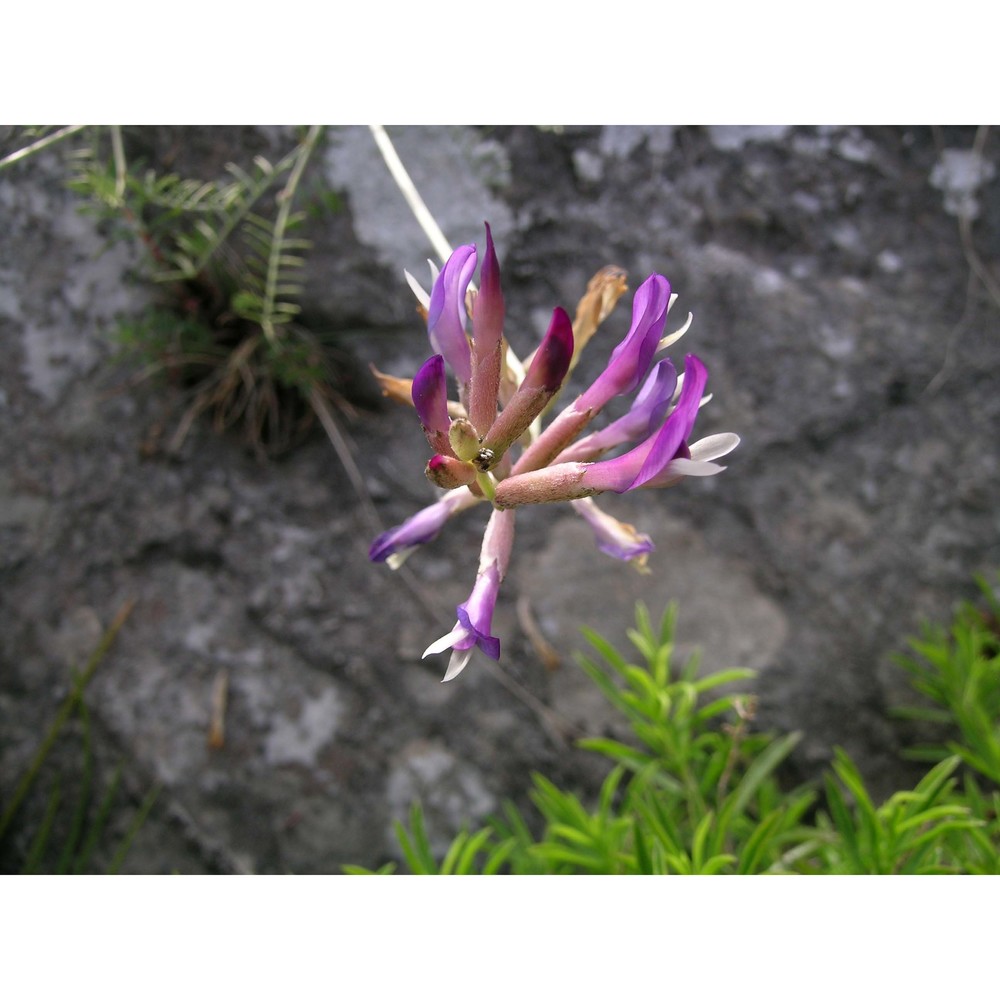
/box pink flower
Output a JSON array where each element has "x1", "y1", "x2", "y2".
[{"x1": 371, "y1": 226, "x2": 738, "y2": 680}]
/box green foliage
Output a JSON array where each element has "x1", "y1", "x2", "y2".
[
  {"x1": 351, "y1": 595, "x2": 1000, "y2": 875},
  {"x1": 817, "y1": 752, "x2": 979, "y2": 873},
  {"x1": 67, "y1": 127, "x2": 323, "y2": 342},
  {"x1": 894, "y1": 574, "x2": 1000, "y2": 785},
  {"x1": 343, "y1": 804, "x2": 513, "y2": 875},
  {"x1": 4, "y1": 125, "x2": 348, "y2": 455}
]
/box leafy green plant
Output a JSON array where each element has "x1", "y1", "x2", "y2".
[
  {"x1": 816, "y1": 752, "x2": 979, "y2": 874},
  {"x1": 947, "y1": 773, "x2": 1000, "y2": 874},
  {"x1": 2, "y1": 125, "x2": 353, "y2": 457},
  {"x1": 348, "y1": 604, "x2": 817, "y2": 874},
  {"x1": 351, "y1": 594, "x2": 1000, "y2": 875},
  {"x1": 894, "y1": 574, "x2": 1000, "y2": 785},
  {"x1": 343, "y1": 803, "x2": 511, "y2": 875}
]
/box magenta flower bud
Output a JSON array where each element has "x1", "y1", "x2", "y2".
[
  {"x1": 425, "y1": 454, "x2": 477, "y2": 490},
  {"x1": 427, "y1": 243, "x2": 476, "y2": 385},
  {"x1": 412, "y1": 354, "x2": 454, "y2": 456},
  {"x1": 524, "y1": 306, "x2": 575, "y2": 393},
  {"x1": 555, "y1": 360, "x2": 677, "y2": 464},
  {"x1": 469, "y1": 223, "x2": 505, "y2": 436},
  {"x1": 575, "y1": 273, "x2": 671, "y2": 413},
  {"x1": 478, "y1": 308, "x2": 574, "y2": 466}
]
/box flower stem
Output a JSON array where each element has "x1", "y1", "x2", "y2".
[{"x1": 476, "y1": 471, "x2": 497, "y2": 502}]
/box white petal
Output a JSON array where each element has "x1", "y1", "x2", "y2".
[
  {"x1": 442, "y1": 648, "x2": 473, "y2": 682},
  {"x1": 422, "y1": 625, "x2": 467, "y2": 658},
  {"x1": 657, "y1": 310, "x2": 694, "y2": 352},
  {"x1": 664, "y1": 457, "x2": 727, "y2": 477},
  {"x1": 386, "y1": 548, "x2": 414, "y2": 571},
  {"x1": 688, "y1": 432, "x2": 741, "y2": 463},
  {"x1": 404, "y1": 269, "x2": 431, "y2": 310}
]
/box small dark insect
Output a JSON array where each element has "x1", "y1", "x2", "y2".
[{"x1": 474, "y1": 448, "x2": 495, "y2": 472}]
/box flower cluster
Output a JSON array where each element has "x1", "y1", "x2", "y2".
[{"x1": 370, "y1": 224, "x2": 739, "y2": 681}]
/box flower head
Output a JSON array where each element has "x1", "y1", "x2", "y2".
[{"x1": 370, "y1": 225, "x2": 738, "y2": 679}]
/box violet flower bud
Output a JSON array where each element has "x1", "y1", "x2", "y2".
[
  {"x1": 574, "y1": 273, "x2": 671, "y2": 412},
  {"x1": 478, "y1": 308, "x2": 574, "y2": 469},
  {"x1": 427, "y1": 243, "x2": 476, "y2": 386},
  {"x1": 412, "y1": 354, "x2": 454, "y2": 457}
]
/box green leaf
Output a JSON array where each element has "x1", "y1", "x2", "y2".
[
  {"x1": 395, "y1": 804, "x2": 439, "y2": 874},
  {"x1": 724, "y1": 731, "x2": 802, "y2": 823},
  {"x1": 343, "y1": 863, "x2": 397, "y2": 875},
  {"x1": 736, "y1": 808, "x2": 786, "y2": 874}
]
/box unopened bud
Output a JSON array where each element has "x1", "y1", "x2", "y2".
[
  {"x1": 425, "y1": 454, "x2": 477, "y2": 490},
  {"x1": 448, "y1": 417, "x2": 481, "y2": 462}
]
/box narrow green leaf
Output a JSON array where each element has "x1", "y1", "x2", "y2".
[
  {"x1": 725, "y1": 731, "x2": 802, "y2": 822},
  {"x1": 23, "y1": 782, "x2": 61, "y2": 874}
]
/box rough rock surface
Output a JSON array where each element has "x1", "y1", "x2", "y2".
[{"x1": 1, "y1": 125, "x2": 997, "y2": 872}]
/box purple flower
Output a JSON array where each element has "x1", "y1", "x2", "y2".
[
  {"x1": 427, "y1": 243, "x2": 476, "y2": 386},
  {"x1": 493, "y1": 355, "x2": 724, "y2": 507},
  {"x1": 371, "y1": 223, "x2": 739, "y2": 680},
  {"x1": 422, "y1": 508, "x2": 514, "y2": 681},
  {"x1": 412, "y1": 354, "x2": 453, "y2": 456},
  {"x1": 572, "y1": 498, "x2": 654, "y2": 569},
  {"x1": 575, "y1": 273, "x2": 671, "y2": 411},
  {"x1": 555, "y1": 359, "x2": 677, "y2": 464},
  {"x1": 369, "y1": 488, "x2": 481, "y2": 568}
]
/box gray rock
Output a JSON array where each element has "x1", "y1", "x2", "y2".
[{"x1": 2, "y1": 124, "x2": 998, "y2": 869}]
